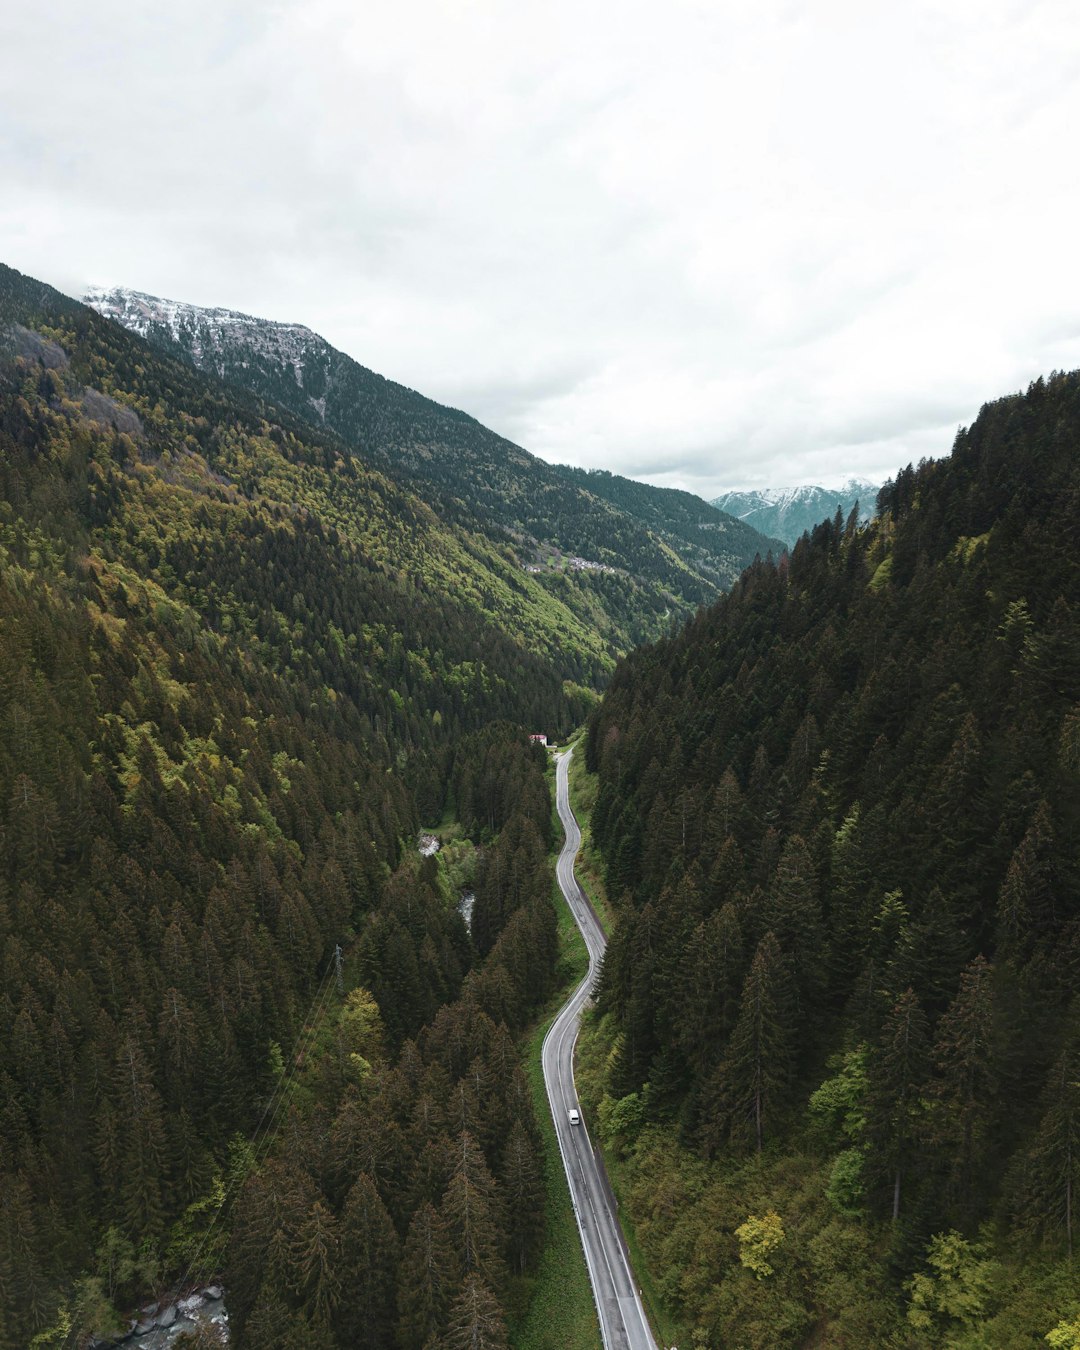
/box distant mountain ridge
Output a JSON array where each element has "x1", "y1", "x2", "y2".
[
  {"x1": 711, "y1": 478, "x2": 880, "y2": 547},
  {"x1": 553, "y1": 464, "x2": 785, "y2": 587},
  {"x1": 85, "y1": 286, "x2": 781, "y2": 645}
]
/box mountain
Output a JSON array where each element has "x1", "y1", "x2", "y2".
[
  {"x1": 711, "y1": 477, "x2": 879, "y2": 547},
  {"x1": 584, "y1": 374, "x2": 1080, "y2": 1344},
  {"x1": 553, "y1": 464, "x2": 785, "y2": 588},
  {"x1": 23, "y1": 274, "x2": 634, "y2": 702},
  {"x1": 0, "y1": 261, "x2": 573, "y2": 1346},
  {"x1": 85, "y1": 286, "x2": 780, "y2": 646}
]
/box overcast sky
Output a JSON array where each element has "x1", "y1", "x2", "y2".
[{"x1": 3, "y1": 1, "x2": 1080, "y2": 497}]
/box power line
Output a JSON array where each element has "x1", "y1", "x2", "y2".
[
  {"x1": 61, "y1": 946, "x2": 345, "y2": 1350},
  {"x1": 177, "y1": 953, "x2": 341, "y2": 1290}
]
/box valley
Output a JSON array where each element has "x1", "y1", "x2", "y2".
[
  {"x1": 3, "y1": 257, "x2": 1079, "y2": 1350},
  {"x1": 5, "y1": 5, "x2": 1077, "y2": 1348}
]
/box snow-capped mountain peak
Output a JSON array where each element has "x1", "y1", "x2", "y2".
[
  {"x1": 84, "y1": 285, "x2": 333, "y2": 411},
  {"x1": 85, "y1": 286, "x2": 314, "y2": 344},
  {"x1": 710, "y1": 480, "x2": 881, "y2": 548}
]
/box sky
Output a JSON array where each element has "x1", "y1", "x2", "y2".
[{"x1": 3, "y1": 1, "x2": 1080, "y2": 498}]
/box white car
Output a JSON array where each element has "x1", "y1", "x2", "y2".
[{"x1": 568, "y1": 1108, "x2": 580, "y2": 1125}]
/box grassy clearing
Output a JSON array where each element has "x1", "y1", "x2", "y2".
[{"x1": 509, "y1": 753, "x2": 602, "y2": 1350}]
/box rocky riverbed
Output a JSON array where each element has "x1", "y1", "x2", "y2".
[{"x1": 90, "y1": 1285, "x2": 227, "y2": 1348}]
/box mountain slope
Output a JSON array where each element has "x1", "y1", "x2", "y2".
[
  {"x1": 0, "y1": 261, "x2": 570, "y2": 1346},
  {"x1": 554, "y1": 463, "x2": 785, "y2": 588},
  {"x1": 586, "y1": 373, "x2": 1080, "y2": 1344},
  {"x1": 711, "y1": 478, "x2": 879, "y2": 547},
  {"x1": 85, "y1": 287, "x2": 779, "y2": 643},
  {"x1": 13, "y1": 268, "x2": 635, "y2": 703}
]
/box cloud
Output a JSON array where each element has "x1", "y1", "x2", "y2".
[{"x1": 2, "y1": 0, "x2": 1079, "y2": 496}]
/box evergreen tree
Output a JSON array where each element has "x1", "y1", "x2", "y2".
[
  {"x1": 113, "y1": 1034, "x2": 168, "y2": 1241},
  {"x1": 930, "y1": 956, "x2": 1000, "y2": 1221},
  {"x1": 676, "y1": 902, "x2": 744, "y2": 1076},
  {"x1": 335, "y1": 1173, "x2": 399, "y2": 1349},
  {"x1": 764, "y1": 833, "x2": 824, "y2": 1014},
  {"x1": 290, "y1": 1199, "x2": 340, "y2": 1328},
  {"x1": 996, "y1": 800, "x2": 1056, "y2": 962},
  {"x1": 1010, "y1": 1026, "x2": 1080, "y2": 1257},
  {"x1": 397, "y1": 1202, "x2": 458, "y2": 1350},
  {"x1": 499, "y1": 1120, "x2": 544, "y2": 1275},
  {"x1": 705, "y1": 932, "x2": 794, "y2": 1154},
  {"x1": 440, "y1": 1131, "x2": 505, "y2": 1294},
  {"x1": 866, "y1": 987, "x2": 930, "y2": 1221},
  {"x1": 440, "y1": 1275, "x2": 509, "y2": 1350}
]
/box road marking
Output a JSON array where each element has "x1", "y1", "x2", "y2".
[{"x1": 542, "y1": 749, "x2": 658, "y2": 1350}]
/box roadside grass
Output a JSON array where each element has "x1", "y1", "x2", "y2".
[
  {"x1": 564, "y1": 749, "x2": 691, "y2": 1350},
  {"x1": 575, "y1": 1010, "x2": 692, "y2": 1350},
  {"x1": 565, "y1": 742, "x2": 614, "y2": 935},
  {"x1": 545, "y1": 748, "x2": 562, "y2": 844},
  {"x1": 611, "y1": 1169, "x2": 687, "y2": 1350},
  {"x1": 509, "y1": 754, "x2": 602, "y2": 1350}
]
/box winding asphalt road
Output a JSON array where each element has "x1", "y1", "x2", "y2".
[{"x1": 542, "y1": 747, "x2": 659, "y2": 1350}]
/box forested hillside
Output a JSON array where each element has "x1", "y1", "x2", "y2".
[
  {"x1": 0, "y1": 262, "x2": 565, "y2": 1346},
  {"x1": 226, "y1": 728, "x2": 560, "y2": 1349},
  {"x1": 585, "y1": 373, "x2": 1080, "y2": 1345},
  {"x1": 85, "y1": 287, "x2": 779, "y2": 644},
  {"x1": 553, "y1": 464, "x2": 784, "y2": 589}
]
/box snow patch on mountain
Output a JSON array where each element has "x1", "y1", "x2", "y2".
[
  {"x1": 710, "y1": 480, "x2": 880, "y2": 548},
  {"x1": 84, "y1": 286, "x2": 326, "y2": 388}
]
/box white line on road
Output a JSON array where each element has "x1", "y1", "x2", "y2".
[{"x1": 541, "y1": 747, "x2": 659, "y2": 1350}]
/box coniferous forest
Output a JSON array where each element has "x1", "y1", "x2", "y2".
[
  {"x1": 0, "y1": 264, "x2": 568, "y2": 1347},
  {"x1": 584, "y1": 371, "x2": 1080, "y2": 1345},
  {"x1": 6, "y1": 244, "x2": 1080, "y2": 1350}
]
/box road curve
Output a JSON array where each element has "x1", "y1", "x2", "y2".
[{"x1": 542, "y1": 747, "x2": 659, "y2": 1350}]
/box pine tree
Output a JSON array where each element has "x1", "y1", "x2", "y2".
[
  {"x1": 826, "y1": 802, "x2": 878, "y2": 991},
  {"x1": 290, "y1": 1199, "x2": 340, "y2": 1327},
  {"x1": 866, "y1": 987, "x2": 930, "y2": 1221},
  {"x1": 499, "y1": 1120, "x2": 543, "y2": 1274},
  {"x1": 227, "y1": 1162, "x2": 317, "y2": 1340},
  {"x1": 1010, "y1": 1028, "x2": 1080, "y2": 1257},
  {"x1": 158, "y1": 986, "x2": 200, "y2": 1087},
  {"x1": 0, "y1": 1175, "x2": 49, "y2": 1349},
  {"x1": 930, "y1": 955, "x2": 1000, "y2": 1221},
  {"x1": 706, "y1": 932, "x2": 794, "y2": 1154},
  {"x1": 440, "y1": 1131, "x2": 505, "y2": 1293},
  {"x1": 440, "y1": 1274, "x2": 509, "y2": 1350},
  {"x1": 705, "y1": 769, "x2": 745, "y2": 855},
  {"x1": 676, "y1": 902, "x2": 744, "y2": 1076},
  {"x1": 397, "y1": 1202, "x2": 458, "y2": 1349},
  {"x1": 996, "y1": 800, "x2": 1056, "y2": 962},
  {"x1": 335, "y1": 1173, "x2": 399, "y2": 1349},
  {"x1": 764, "y1": 833, "x2": 824, "y2": 1013},
  {"x1": 114, "y1": 1033, "x2": 168, "y2": 1240}
]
